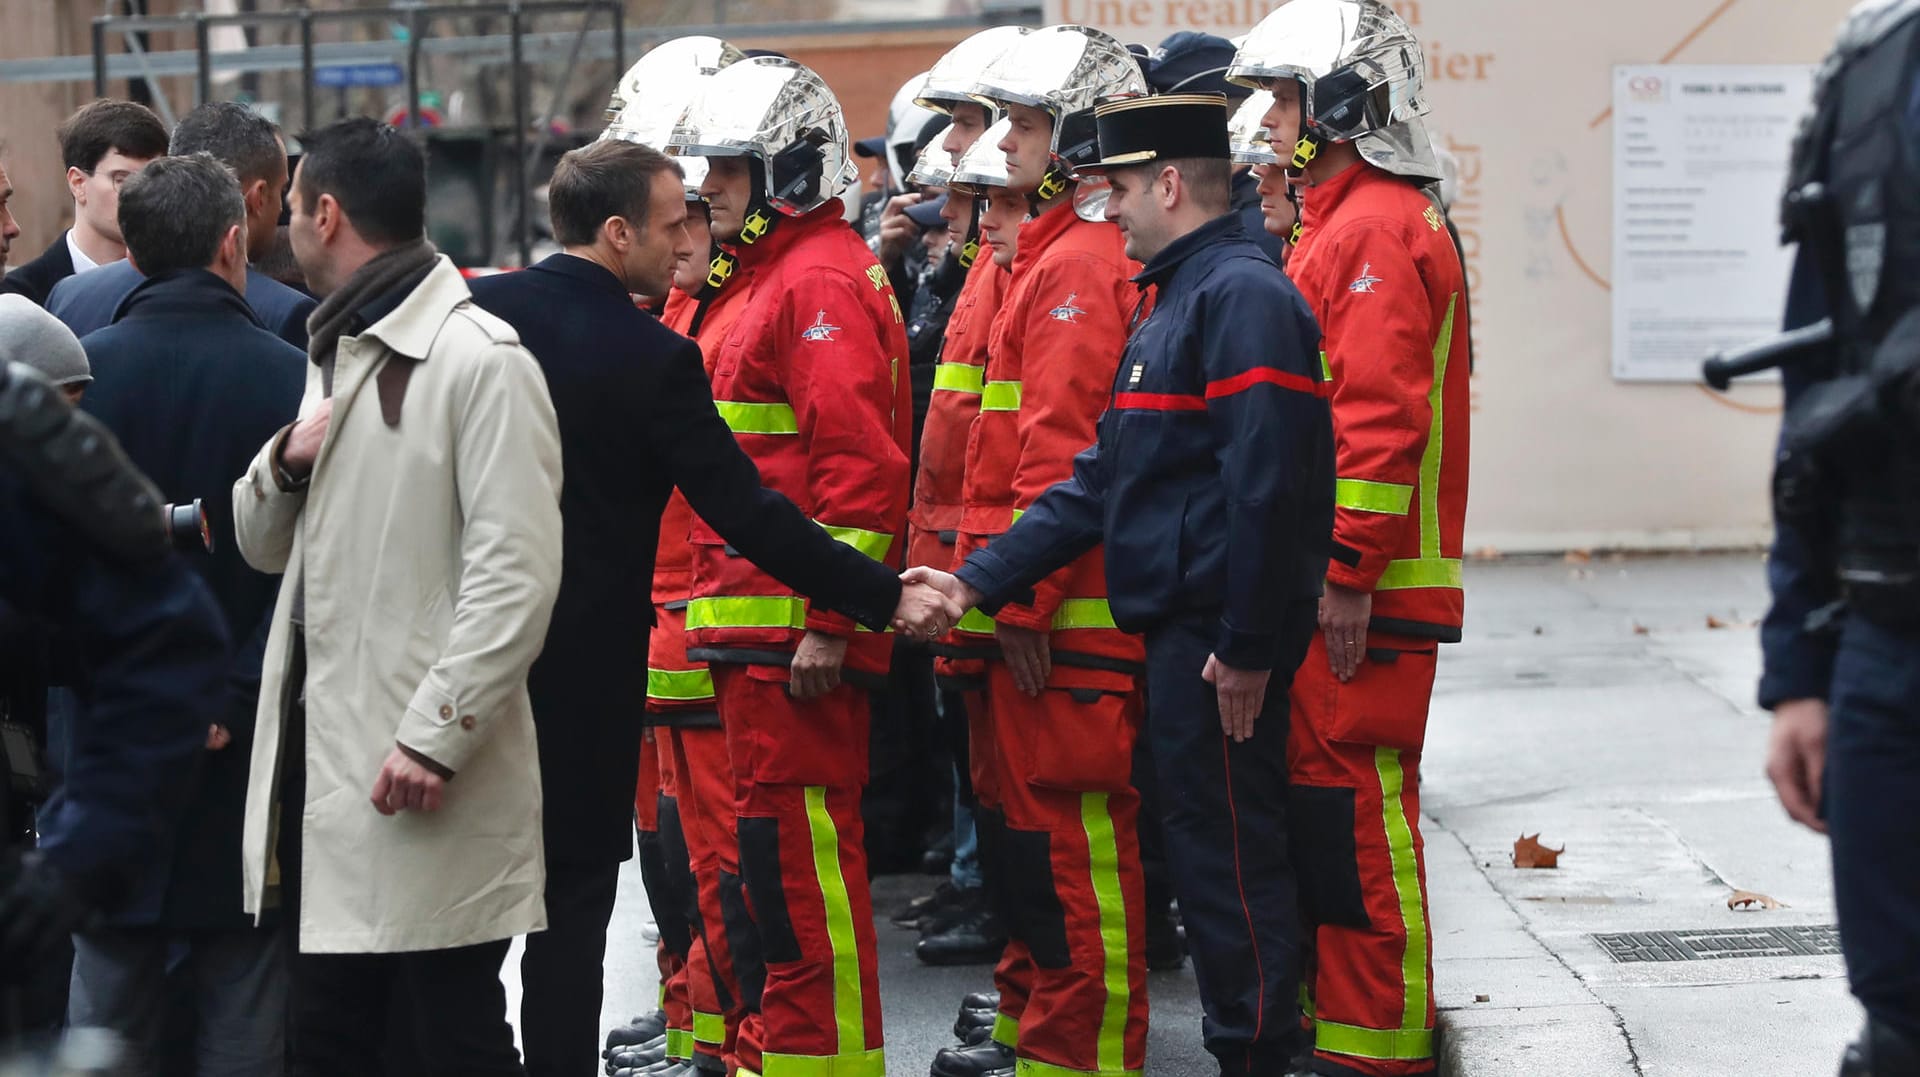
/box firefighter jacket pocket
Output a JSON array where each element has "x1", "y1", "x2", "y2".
[
  {"x1": 734, "y1": 663, "x2": 870, "y2": 787},
  {"x1": 1017, "y1": 687, "x2": 1139, "y2": 794},
  {"x1": 1322, "y1": 646, "x2": 1438, "y2": 752}
]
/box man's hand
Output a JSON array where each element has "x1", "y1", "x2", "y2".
[
  {"x1": 895, "y1": 580, "x2": 964, "y2": 641},
  {"x1": 1320, "y1": 581, "x2": 1373, "y2": 682},
  {"x1": 1204, "y1": 654, "x2": 1272, "y2": 743},
  {"x1": 997, "y1": 623, "x2": 1051, "y2": 697},
  {"x1": 1766, "y1": 698, "x2": 1829, "y2": 833},
  {"x1": 206, "y1": 724, "x2": 232, "y2": 751},
  {"x1": 877, "y1": 192, "x2": 923, "y2": 268},
  {"x1": 791, "y1": 630, "x2": 849, "y2": 700},
  {"x1": 278, "y1": 398, "x2": 333, "y2": 480},
  {"x1": 371, "y1": 746, "x2": 445, "y2": 816},
  {"x1": 900, "y1": 566, "x2": 984, "y2": 618}
]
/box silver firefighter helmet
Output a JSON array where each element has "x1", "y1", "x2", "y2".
[
  {"x1": 906, "y1": 139, "x2": 955, "y2": 189},
  {"x1": 604, "y1": 35, "x2": 746, "y2": 122},
  {"x1": 1227, "y1": 93, "x2": 1278, "y2": 166},
  {"x1": 946, "y1": 117, "x2": 1014, "y2": 195},
  {"x1": 885, "y1": 73, "x2": 948, "y2": 194},
  {"x1": 969, "y1": 24, "x2": 1149, "y2": 185},
  {"x1": 916, "y1": 25, "x2": 1032, "y2": 117},
  {"x1": 668, "y1": 56, "x2": 859, "y2": 218},
  {"x1": 1228, "y1": 0, "x2": 1428, "y2": 169}
]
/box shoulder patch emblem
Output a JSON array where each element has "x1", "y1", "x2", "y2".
[
  {"x1": 1049, "y1": 292, "x2": 1087, "y2": 324},
  {"x1": 1348, "y1": 264, "x2": 1382, "y2": 294},
  {"x1": 801, "y1": 310, "x2": 841, "y2": 343},
  {"x1": 1423, "y1": 205, "x2": 1444, "y2": 232}
]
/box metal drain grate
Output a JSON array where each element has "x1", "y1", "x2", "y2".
[{"x1": 1593, "y1": 925, "x2": 1842, "y2": 963}]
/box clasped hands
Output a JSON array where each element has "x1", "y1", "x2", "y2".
[{"x1": 892, "y1": 566, "x2": 979, "y2": 643}]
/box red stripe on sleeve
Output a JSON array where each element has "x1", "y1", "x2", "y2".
[
  {"x1": 1113, "y1": 391, "x2": 1207, "y2": 412},
  {"x1": 1205, "y1": 367, "x2": 1327, "y2": 400}
]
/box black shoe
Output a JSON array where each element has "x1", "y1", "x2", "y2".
[
  {"x1": 917, "y1": 906, "x2": 1008, "y2": 966},
  {"x1": 921, "y1": 885, "x2": 991, "y2": 935},
  {"x1": 605, "y1": 1012, "x2": 669, "y2": 1054},
  {"x1": 962, "y1": 990, "x2": 1001, "y2": 1011},
  {"x1": 605, "y1": 1038, "x2": 668, "y2": 1074},
  {"x1": 922, "y1": 829, "x2": 957, "y2": 875},
  {"x1": 929, "y1": 1038, "x2": 1016, "y2": 1077},
  {"x1": 1840, "y1": 1019, "x2": 1920, "y2": 1076},
  {"x1": 1145, "y1": 910, "x2": 1188, "y2": 971},
  {"x1": 892, "y1": 880, "x2": 970, "y2": 929},
  {"x1": 614, "y1": 1062, "x2": 691, "y2": 1077},
  {"x1": 953, "y1": 1004, "x2": 995, "y2": 1040}
]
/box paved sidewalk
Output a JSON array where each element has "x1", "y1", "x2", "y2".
[{"x1": 517, "y1": 553, "x2": 1860, "y2": 1076}]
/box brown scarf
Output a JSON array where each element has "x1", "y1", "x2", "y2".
[{"x1": 306, "y1": 238, "x2": 439, "y2": 395}]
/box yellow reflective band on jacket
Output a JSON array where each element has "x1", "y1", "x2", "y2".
[
  {"x1": 1319, "y1": 349, "x2": 1332, "y2": 383},
  {"x1": 1011, "y1": 508, "x2": 1026, "y2": 524},
  {"x1": 1374, "y1": 558, "x2": 1463, "y2": 592},
  {"x1": 1014, "y1": 1060, "x2": 1141, "y2": 1077},
  {"x1": 715, "y1": 400, "x2": 799, "y2": 436},
  {"x1": 693, "y1": 1010, "x2": 726, "y2": 1047},
  {"x1": 686, "y1": 595, "x2": 807, "y2": 632},
  {"x1": 1418, "y1": 296, "x2": 1458, "y2": 565},
  {"x1": 933, "y1": 363, "x2": 986, "y2": 395},
  {"x1": 957, "y1": 608, "x2": 998, "y2": 635},
  {"x1": 803, "y1": 785, "x2": 868, "y2": 1059},
  {"x1": 991, "y1": 1012, "x2": 1020, "y2": 1049},
  {"x1": 818, "y1": 522, "x2": 894, "y2": 562},
  {"x1": 1336, "y1": 478, "x2": 1414, "y2": 516},
  {"x1": 665, "y1": 1027, "x2": 694, "y2": 1061},
  {"x1": 1315, "y1": 1019, "x2": 1434, "y2": 1062},
  {"x1": 648, "y1": 667, "x2": 715, "y2": 702},
  {"x1": 757, "y1": 1049, "x2": 886, "y2": 1077},
  {"x1": 981, "y1": 380, "x2": 1023, "y2": 412},
  {"x1": 1051, "y1": 598, "x2": 1118, "y2": 631},
  {"x1": 1380, "y1": 745, "x2": 1433, "y2": 1050},
  {"x1": 1082, "y1": 792, "x2": 1132, "y2": 1076}
]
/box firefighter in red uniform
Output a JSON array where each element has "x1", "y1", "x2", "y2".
[
  {"x1": 1231, "y1": 5, "x2": 1470, "y2": 1075},
  {"x1": 668, "y1": 56, "x2": 912, "y2": 1077},
  {"x1": 928, "y1": 25, "x2": 1153, "y2": 1077}
]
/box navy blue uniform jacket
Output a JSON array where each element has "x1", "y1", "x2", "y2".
[
  {"x1": 956, "y1": 214, "x2": 1335, "y2": 670},
  {"x1": 79, "y1": 268, "x2": 305, "y2": 926},
  {"x1": 50, "y1": 259, "x2": 317, "y2": 350},
  {"x1": 467, "y1": 254, "x2": 905, "y2": 864},
  {"x1": 0, "y1": 233, "x2": 78, "y2": 307}
]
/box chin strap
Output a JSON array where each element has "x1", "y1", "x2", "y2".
[
  {"x1": 1291, "y1": 132, "x2": 1322, "y2": 172},
  {"x1": 1034, "y1": 160, "x2": 1071, "y2": 202},
  {"x1": 957, "y1": 197, "x2": 983, "y2": 269},
  {"x1": 1286, "y1": 185, "x2": 1305, "y2": 247}
]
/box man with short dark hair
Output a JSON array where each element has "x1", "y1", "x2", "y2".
[
  {"x1": 231, "y1": 117, "x2": 561, "y2": 1075},
  {"x1": 74, "y1": 150, "x2": 305, "y2": 1077},
  {"x1": 0, "y1": 153, "x2": 21, "y2": 270},
  {"x1": 1, "y1": 100, "x2": 169, "y2": 306},
  {"x1": 50, "y1": 101, "x2": 317, "y2": 347},
  {"x1": 467, "y1": 136, "x2": 947, "y2": 1077}
]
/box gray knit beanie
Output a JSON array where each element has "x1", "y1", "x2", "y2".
[{"x1": 0, "y1": 294, "x2": 92, "y2": 387}]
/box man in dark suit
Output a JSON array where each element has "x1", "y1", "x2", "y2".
[
  {"x1": 71, "y1": 151, "x2": 305, "y2": 1071},
  {"x1": 466, "y1": 138, "x2": 956, "y2": 1077},
  {"x1": 49, "y1": 101, "x2": 316, "y2": 348},
  {"x1": 0, "y1": 100, "x2": 168, "y2": 306}
]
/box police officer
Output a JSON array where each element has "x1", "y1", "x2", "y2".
[
  {"x1": 0, "y1": 358, "x2": 227, "y2": 1047},
  {"x1": 1740, "y1": 3, "x2": 1920, "y2": 1073},
  {"x1": 910, "y1": 92, "x2": 1336, "y2": 1077}
]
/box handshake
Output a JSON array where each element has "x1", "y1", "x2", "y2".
[{"x1": 890, "y1": 567, "x2": 984, "y2": 640}]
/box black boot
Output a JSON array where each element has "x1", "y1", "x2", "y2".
[
  {"x1": 929, "y1": 1038, "x2": 1016, "y2": 1077},
  {"x1": 953, "y1": 1003, "x2": 996, "y2": 1041},
  {"x1": 917, "y1": 903, "x2": 1009, "y2": 966},
  {"x1": 605, "y1": 1012, "x2": 669, "y2": 1055},
  {"x1": 892, "y1": 880, "x2": 973, "y2": 929},
  {"x1": 1840, "y1": 1020, "x2": 1920, "y2": 1076},
  {"x1": 962, "y1": 990, "x2": 1001, "y2": 1010},
  {"x1": 1144, "y1": 905, "x2": 1187, "y2": 972},
  {"x1": 605, "y1": 1037, "x2": 669, "y2": 1074}
]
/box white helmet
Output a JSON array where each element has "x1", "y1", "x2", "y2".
[
  {"x1": 916, "y1": 25, "x2": 1032, "y2": 117},
  {"x1": 668, "y1": 56, "x2": 859, "y2": 219},
  {"x1": 1228, "y1": 0, "x2": 1428, "y2": 171},
  {"x1": 883, "y1": 74, "x2": 949, "y2": 194},
  {"x1": 1227, "y1": 94, "x2": 1278, "y2": 166},
  {"x1": 604, "y1": 35, "x2": 745, "y2": 122},
  {"x1": 969, "y1": 25, "x2": 1148, "y2": 193}
]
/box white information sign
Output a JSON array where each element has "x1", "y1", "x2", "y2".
[{"x1": 1610, "y1": 64, "x2": 1812, "y2": 382}]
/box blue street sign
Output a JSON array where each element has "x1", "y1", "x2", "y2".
[{"x1": 314, "y1": 63, "x2": 405, "y2": 88}]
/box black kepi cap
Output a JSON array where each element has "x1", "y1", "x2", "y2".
[{"x1": 1082, "y1": 93, "x2": 1232, "y2": 172}]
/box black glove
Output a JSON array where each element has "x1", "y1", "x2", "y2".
[{"x1": 0, "y1": 850, "x2": 88, "y2": 977}]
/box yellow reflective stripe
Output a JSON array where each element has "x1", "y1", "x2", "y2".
[
  {"x1": 1377, "y1": 747, "x2": 1432, "y2": 1044},
  {"x1": 1419, "y1": 295, "x2": 1457, "y2": 560},
  {"x1": 685, "y1": 595, "x2": 808, "y2": 631},
  {"x1": 991, "y1": 1012, "x2": 1020, "y2": 1049},
  {"x1": 1374, "y1": 558, "x2": 1462, "y2": 592},
  {"x1": 981, "y1": 380, "x2": 1023, "y2": 412},
  {"x1": 715, "y1": 400, "x2": 799, "y2": 435},
  {"x1": 1315, "y1": 1018, "x2": 1433, "y2": 1062},
  {"x1": 1319, "y1": 349, "x2": 1332, "y2": 382},
  {"x1": 1082, "y1": 792, "x2": 1131, "y2": 1075},
  {"x1": 758, "y1": 1049, "x2": 886, "y2": 1077},
  {"x1": 818, "y1": 522, "x2": 894, "y2": 562},
  {"x1": 647, "y1": 667, "x2": 715, "y2": 702},
  {"x1": 1011, "y1": 507, "x2": 1026, "y2": 524},
  {"x1": 1015, "y1": 1061, "x2": 1141, "y2": 1077},
  {"x1": 693, "y1": 1010, "x2": 726, "y2": 1046},
  {"x1": 1336, "y1": 478, "x2": 1414, "y2": 516},
  {"x1": 1051, "y1": 598, "x2": 1117, "y2": 631},
  {"x1": 933, "y1": 362, "x2": 986, "y2": 394},
  {"x1": 1299, "y1": 980, "x2": 1316, "y2": 1020},
  {"x1": 956, "y1": 608, "x2": 998, "y2": 635},
  {"x1": 803, "y1": 785, "x2": 866, "y2": 1058},
  {"x1": 666, "y1": 1027, "x2": 694, "y2": 1060}
]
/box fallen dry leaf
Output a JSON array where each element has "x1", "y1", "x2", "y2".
[
  {"x1": 1706, "y1": 615, "x2": 1729, "y2": 629},
  {"x1": 1564, "y1": 549, "x2": 1593, "y2": 564},
  {"x1": 1728, "y1": 890, "x2": 1786, "y2": 911},
  {"x1": 1512, "y1": 833, "x2": 1565, "y2": 869},
  {"x1": 1632, "y1": 622, "x2": 1651, "y2": 636}
]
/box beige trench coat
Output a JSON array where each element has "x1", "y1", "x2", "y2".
[{"x1": 232, "y1": 257, "x2": 563, "y2": 953}]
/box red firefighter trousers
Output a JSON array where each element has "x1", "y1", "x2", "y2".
[
  {"x1": 667, "y1": 724, "x2": 745, "y2": 1069},
  {"x1": 1287, "y1": 633, "x2": 1440, "y2": 1077},
  {"x1": 709, "y1": 662, "x2": 884, "y2": 1077}
]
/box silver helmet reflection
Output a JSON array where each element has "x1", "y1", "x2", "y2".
[{"x1": 667, "y1": 56, "x2": 858, "y2": 219}]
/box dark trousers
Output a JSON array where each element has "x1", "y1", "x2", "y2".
[
  {"x1": 278, "y1": 633, "x2": 525, "y2": 1077},
  {"x1": 1143, "y1": 609, "x2": 1316, "y2": 1075},
  {"x1": 1829, "y1": 614, "x2": 1920, "y2": 1043},
  {"x1": 520, "y1": 858, "x2": 623, "y2": 1077}
]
